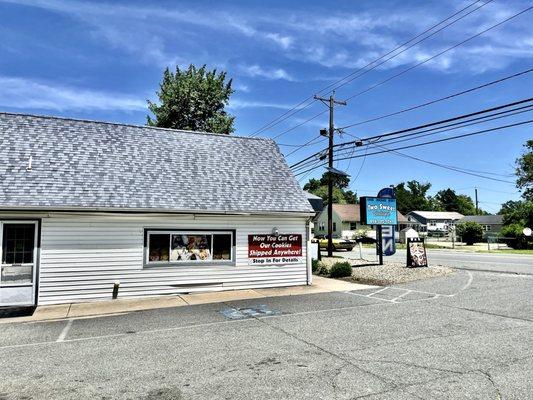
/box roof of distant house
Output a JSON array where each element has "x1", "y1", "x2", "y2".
[
  {"x1": 460, "y1": 214, "x2": 503, "y2": 224},
  {"x1": 408, "y1": 211, "x2": 464, "y2": 220},
  {"x1": 320, "y1": 204, "x2": 408, "y2": 223},
  {"x1": 0, "y1": 112, "x2": 313, "y2": 214}
]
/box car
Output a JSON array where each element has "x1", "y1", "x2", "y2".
[{"x1": 316, "y1": 235, "x2": 355, "y2": 251}]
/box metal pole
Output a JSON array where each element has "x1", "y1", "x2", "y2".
[
  {"x1": 377, "y1": 226, "x2": 383, "y2": 265},
  {"x1": 313, "y1": 94, "x2": 346, "y2": 258},
  {"x1": 475, "y1": 188, "x2": 479, "y2": 215},
  {"x1": 327, "y1": 95, "x2": 334, "y2": 257}
]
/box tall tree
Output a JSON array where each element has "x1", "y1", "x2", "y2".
[
  {"x1": 147, "y1": 64, "x2": 235, "y2": 134},
  {"x1": 516, "y1": 140, "x2": 533, "y2": 201},
  {"x1": 434, "y1": 188, "x2": 477, "y2": 215},
  {"x1": 394, "y1": 180, "x2": 431, "y2": 213},
  {"x1": 303, "y1": 172, "x2": 358, "y2": 204}
]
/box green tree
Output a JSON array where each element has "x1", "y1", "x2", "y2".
[
  {"x1": 456, "y1": 221, "x2": 483, "y2": 245},
  {"x1": 394, "y1": 180, "x2": 431, "y2": 213},
  {"x1": 434, "y1": 189, "x2": 477, "y2": 215},
  {"x1": 500, "y1": 200, "x2": 533, "y2": 228},
  {"x1": 516, "y1": 140, "x2": 533, "y2": 201},
  {"x1": 147, "y1": 64, "x2": 235, "y2": 134},
  {"x1": 303, "y1": 173, "x2": 358, "y2": 204}
]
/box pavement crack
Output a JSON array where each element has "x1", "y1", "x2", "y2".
[
  {"x1": 476, "y1": 369, "x2": 502, "y2": 400},
  {"x1": 236, "y1": 306, "x2": 398, "y2": 390},
  {"x1": 350, "y1": 357, "x2": 464, "y2": 376},
  {"x1": 438, "y1": 304, "x2": 533, "y2": 324}
]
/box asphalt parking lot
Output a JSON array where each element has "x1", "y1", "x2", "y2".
[{"x1": 1, "y1": 268, "x2": 533, "y2": 399}]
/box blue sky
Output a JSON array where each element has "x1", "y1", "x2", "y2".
[{"x1": 1, "y1": 0, "x2": 532, "y2": 212}]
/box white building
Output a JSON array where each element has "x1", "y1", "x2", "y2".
[
  {"x1": 0, "y1": 113, "x2": 314, "y2": 307},
  {"x1": 407, "y1": 211, "x2": 464, "y2": 233}
]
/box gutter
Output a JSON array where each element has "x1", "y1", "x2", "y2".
[{"x1": 0, "y1": 206, "x2": 315, "y2": 218}]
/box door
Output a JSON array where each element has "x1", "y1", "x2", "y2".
[{"x1": 0, "y1": 221, "x2": 38, "y2": 307}]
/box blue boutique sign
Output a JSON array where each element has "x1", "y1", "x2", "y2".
[{"x1": 360, "y1": 197, "x2": 398, "y2": 225}]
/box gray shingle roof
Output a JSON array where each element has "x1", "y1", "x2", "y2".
[
  {"x1": 460, "y1": 215, "x2": 503, "y2": 224},
  {"x1": 0, "y1": 113, "x2": 313, "y2": 215},
  {"x1": 408, "y1": 211, "x2": 464, "y2": 220}
]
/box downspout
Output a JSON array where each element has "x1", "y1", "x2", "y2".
[{"x1": 306, "y1": 216, "x2": 313, "y2": 285}]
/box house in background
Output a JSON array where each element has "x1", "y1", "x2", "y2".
[
  {"x1": 407, "y1": 211, "x2": 464, "y2": 233},
  {"x1": 304, "y1": 191, "x2": 324, "y2": 215},
  {"x1": 460, "y1": 214, "x2": 504, "y2": 237},
  {"x1": 314, "y1": 204, "x2": 410, "y2": 237}
]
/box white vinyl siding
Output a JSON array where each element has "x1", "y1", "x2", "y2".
[{"x1": 37, "y1": 213, "x2": 308, "y2": 305}]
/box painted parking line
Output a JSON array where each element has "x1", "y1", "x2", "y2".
[
  {"x1": 56, "y1": 319, "x2": 73, "y2": 342},
  {"x1": 344, "y1": 270, "x2": 474, "y2": 304}
]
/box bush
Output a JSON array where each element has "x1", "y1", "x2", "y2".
[
  {"x1": 501, "y1": 223, "x2": 533, "y2": 249},
  {"x1": 329, "y1": 261, "x2": 353, "y2": 278},
  {"x1": 311, "y1": 259, "x2": 321, "y2": 273},
  {"x1": 312, "y1": 260, "x2": 329, "y2": 275},
  {"x1": 455, "y1": 221, "x2": 483, "y2": 245}
]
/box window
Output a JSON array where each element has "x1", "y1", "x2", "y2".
[
  {"x1": 146, "y1": 230, "x2": 233, "y2": 265},
  {"x1": 318, "y1": 222, "x2": 325, "y2": 231},
  {"x1": 429, "y1": 220, "x2": 437, "y2": 226},
  {"x1": 2, "y1": 224, "x2": 35, "y2": 265},
  {"x1": 484, "y1": 225, "x2": 491, "y2": 231},
  {"x1": 333, "y1": 222, "x2": 337, "y2": 231},
  {"x1": 349, "y1": 222, "x2": 357, "y2": 230}
]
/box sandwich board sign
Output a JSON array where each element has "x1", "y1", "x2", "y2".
[{"x1": 407, "y1": 237, "x2": 428, "y2": 268}]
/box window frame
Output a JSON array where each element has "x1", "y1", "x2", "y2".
[
  {"x1": 0, "y1": 220, "x2": 39, "y2": 287},
  {"x1": 143, "y1": 229, "x2": 236, "y2": 268}
]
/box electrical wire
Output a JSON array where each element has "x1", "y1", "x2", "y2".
[
  {"x1": 272, "y1": 5, "x2": 532, "y2": 141},
  {"x1": 248, "y1": 0, "x2": 493, "y2": 137},
  {"x1": 293, "y1": 119, "x2": 533, "y2": 177},
  {"x1": 291, "y1": 98, "x2": 533, "y2": 170}
]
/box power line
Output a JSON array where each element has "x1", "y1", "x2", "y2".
[
  {"x1": 339, "y1": 98, "x2": 533, "y2": 148},
  {"x1": 269, "y1": 4, "x2": 532, "y2": 142},
  {"x1": 341, "y1": 5, "x2": 533, "y2": 104},
  {"x1": 340, "y1": 67, "x2": 533, "y2": 130},
  {"x1": 341, "y1": 131, "x2": 515, "y2": 179},
  {"x1": 283, "y1": 135, "x2": 325, "y2": 157},
  {"x1": 293, "y1": 119, "x2": 533, "y2": 177},
  {"x1": 334, "y1": 103, "x2": 533, "y2": 156},
  {"x1": 292, "y1": 98, "x2": 533, "y2": 170},
  {"x1": 247, "y1": 0, "x2": 493, "y2": 138}
]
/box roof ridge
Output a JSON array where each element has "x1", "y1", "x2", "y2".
[{"x1": 0, "y1": 111, "x2": 272, "y2": 142}]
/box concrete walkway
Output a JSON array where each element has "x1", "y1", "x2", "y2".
[{"x1": 1, "y1": 276, "x2": 375, "y2": 324}]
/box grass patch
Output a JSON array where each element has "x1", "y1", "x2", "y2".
[{"x1": 474, "y1": 248, "x2": 533, "y2": 255}]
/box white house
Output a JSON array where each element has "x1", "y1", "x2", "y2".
[
  {"x1": 314, "y1": 204, "x2": 410, "y2": 237},
  {"x1": 407, "y1": 211, "x2": 464, "y2": 233},
  {"x1": 0, "y1": 113, "x2": 314, "y2": 307}
]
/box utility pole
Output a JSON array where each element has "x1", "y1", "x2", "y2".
[
  {"x1": 475, "y1": 188, "x2": 479, "y2": 215},
  {"x1": 314, "y1": 93, "x2": 346, "y2": 257}
]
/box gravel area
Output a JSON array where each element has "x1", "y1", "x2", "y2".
[{"x1": 318, "y1": 257, "x2": 454, "y2": 286}]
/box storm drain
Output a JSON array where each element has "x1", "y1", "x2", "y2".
[{"x1": 219, "y1": 304, "x2": 281, "y2": 320}]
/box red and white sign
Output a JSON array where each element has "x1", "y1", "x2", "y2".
[{"x1": 248, "y1": 234, "x2": 303, "y2": 265}]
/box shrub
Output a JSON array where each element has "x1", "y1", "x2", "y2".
[
  {"x1": 329, "y1": 261, "x2": 353, "y2": 278},
  {"x1": 501, "y1": 223, "x2": 532, "y2": 249},
  {"x1": 455, "y1": 221, "x2": 483, "y2": 245},
  {"x1": 311, "y1": 259, "x2": 321, "y2": 273}
]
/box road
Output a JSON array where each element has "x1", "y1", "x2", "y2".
[
  {"x1": 340, "y1": 246, "x2": 533, "y2": 275},
  {"x1": 1, "y1": 263, "x2": 533, "y2": 399}
]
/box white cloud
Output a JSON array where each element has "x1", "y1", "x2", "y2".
[
  {"x1": 238, "y1": 65, "x2": 294, "y2": 81},
  {"x1": 0, "y1": 76, "x2": 146, "y2": 111},
  {"x1": 2, "y1": 0, "x2": 532, "y2": 76},
  {"x1": 228, "y1": 99, "x2": 295, "y2": 110}
]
